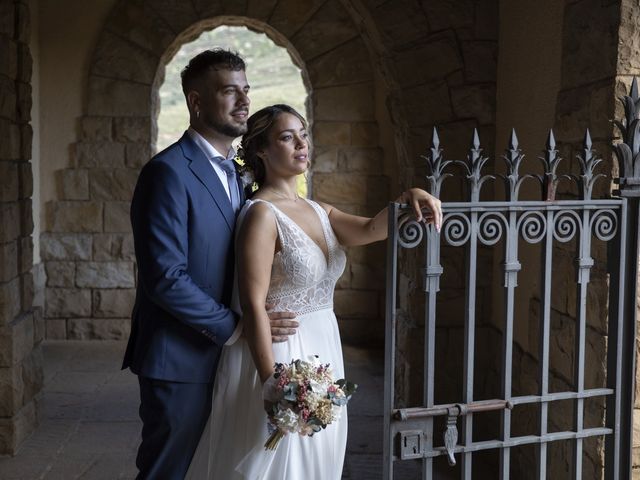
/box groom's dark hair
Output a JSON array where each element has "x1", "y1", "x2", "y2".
[{"x1": 181, "y1": 49, "x2": 246, "y2": 95}]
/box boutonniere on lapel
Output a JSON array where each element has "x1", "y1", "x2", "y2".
[{"x1": 235, "y1": 146, "x2": 258, "y2": 193}]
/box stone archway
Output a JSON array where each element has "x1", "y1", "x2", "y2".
[{"x1": 42, "y1": 0, "x2": 390, "y2": 344}]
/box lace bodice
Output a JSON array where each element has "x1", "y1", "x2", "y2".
[{"x1": 241, "y1": 198, "x2": 346, "y2": 316}]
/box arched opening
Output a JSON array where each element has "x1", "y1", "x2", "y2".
[{"x1": 156, "y1": 25, "x2": 309, "y2": 195}]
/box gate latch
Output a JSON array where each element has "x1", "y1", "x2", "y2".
[{"x1": 394, "y1": 399, "x2": 513, "y2": 467}]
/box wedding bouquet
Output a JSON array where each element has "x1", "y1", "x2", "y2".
[{"x1": 263, "y1": 356, "x2": 357, "y2": 450}]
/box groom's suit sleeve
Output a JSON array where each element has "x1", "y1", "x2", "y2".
[{"x1": 132, "y1": 160, "x2": 237, "y2": 346}]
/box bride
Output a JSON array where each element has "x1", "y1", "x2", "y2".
[{"x1": 186, "y1": 104, "x2": 442, "y2": 479}]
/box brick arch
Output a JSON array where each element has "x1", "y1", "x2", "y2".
[{"x1": 43, "y1": 0, "x2": 390, "y2": 342}]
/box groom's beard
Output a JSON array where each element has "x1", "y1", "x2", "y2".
[{"x1": 203, "y1": 115, "x2": 248, "y2": 138}]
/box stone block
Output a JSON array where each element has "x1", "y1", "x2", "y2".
[
  {"x1": 148, "y1": 0, "x2": 199, "y2": 33},
  {"x1": 451, "y1": 84, "x2": 496, "y2": 125},
  {"x1": 421, "y1": 0, "x2": 474, "y2": 31},
  {"x1": 0, "y1": 277, "x2": 20, "y2": 324},
  {"x1": 76, "y1": 261, "x2": 135, "y2": 289},
  {"x1": 308, "y1": 39, "x2": 371, "y2": 89},
  {"x1": 462, "y1": 41, "x2": 498, "y2": 83},
  {"x1": 19, "y1": 235, "x2": 32, "y2": 274},
  {"x1": 125, "y1": 142, "x2": 151, "y2": 168},
  {"x1": 246, "y1": 0, "x2": 277, "y2": 21},
  {"x1": 20, "y1": 123, "x2": 31, "y2": 160},
  {"x1": 14, "y1": 2, "x2": 29, "y2": 43},
  {"x1": 334, "y1": 289, "x2": 379, "y2": 318},
  {"x1": 20, "y1": 346, "x2": 43, "y2": 406},
  {"x1": 0, "y1": 398, "x2": 37, "y2": 455},
  {"x1": 0, "y1": 74, "x2": 16, "y2": 120},
  {"x1": 0, "y1": 2, "x2": 14, "y2": 37},
  {"x1": 267, "y1": 0, "x2": 325, "y2": 37},
  {"x1": 402, "y1": 81, "x2": 454, "y2": 128},
  {"x1": 370, "y1": 1, "x2": 429, "y2": 48},
  {"x1": 19, "y1": 197, "x2": 32, "y2": 236},
  {"x1": 45, "y1": 319, "x2": 66, "y2": 340},
  {"x1": 87, "y1": 76, "x2": 152, "y2": 117},
  {"x1": 314, "y1": 84, "x2": 375, "y2": 122},
  {"x1": 0, "y1": 39, "x2": 17, "y2": 79},
  {"x1": 106, "y1": 0, "x2": 175, "y2": 54},
  {"x1": 312, "y1": 146, "x2": 338, "y2": 173},
  {"x1": 190, "y1": 0, "x2": 223, "y2": 16},
  {"x1": 91, "y1": 31, "x2": 159, "y2": 85},
  {"x1": 93, "y1": 289, "x2": 136, "y2": 318},
  {"x1": 114, "y1": 117, "x2": 151, "y2": 143},
  {"x1": 17, "y1": 43, "x2": 31, "y2": 83},
  {"x1": 393, "y1": 34, "x2": 463, "y2": 88},
  {"x1": 44, "y1": 261, "x2": 75, "y2": 288},
  {"x1": 16, "y1": 81, "x2": 30, "y2": 123},
  {"x1": 40, "y1": 233, "x2": 92, "y2": 260},
  {"x1": 89, "y1": 168, "x2": 138, "y2": 201},
  {"x1": 337, "y1": 148, "x2": 384, "y2": 173},
  {"x1": 292, "y1": 0, "x2": 357, "y2": 61},
  {"x1": 60, "y1": 169, "x2": 89, "y2": 200},
  {"x1": 67, "y1": 318, "x2": 131, "y2": 340},
  {"x1": 18, "y1": 161, "x2": 32, "y2": 198},
  {"x1": 45, "y1": 288, "x2": 91, "y2": 318},
  {"x1": 104, "y1": 201, "x2": 132, "y2": 233},
  {"x1": 75, "y1": 141, "x2": 125, "y2": 168},
  {"x1": 92, "y1": 233, "x2": 135, "y2": 261},
  {"x1": 314, "y1": 173, "x2": 367, "y2": 204},
  {"x1": 20, "y1": 270, "x2": 33, "y2": 311},
  {"x1": 0, "y1": 365, "x2": 21, "y2": 417},
  {"x1": 0, "y1": 312, "x2": 33, "y2": 367},
  {"x1": 0, "y1": 201, "x2": 19, "y2": 242},
  {"x1": 80, "y1": 116, "x2": 112, "y2": 141},
  {"x1": 33, "y1": 306, "x2": 44, "y2": 344},
  {"x1": 0, "y1": 240, "x2": 17, "y2": 283},
  {"x1": 351, "y1": 262, "x2": 384, "y2": 290},
  {"x1": 49, "y1": 201, "x2": 103, "y2": 233},
  {"x1": 0, "y1": 160, "x2": 18, "y2": 202},
  {"x1": 313, "y1": 122, "x2": 350, "y2": 146},
  {"x1": 351, "y1": 123, "x2": 379, "y2": 147}
]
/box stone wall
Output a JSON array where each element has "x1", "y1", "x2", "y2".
[
  {"x1": 40, "y1": 0, "x2": 391, "y2": 345},
  {"x1": 0, "y1": 0, "x2": 43, "y2": 455}
]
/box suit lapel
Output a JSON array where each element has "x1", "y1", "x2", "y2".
[{"x1": 180, "y1": 133, "x2": 235, "y2": 231}]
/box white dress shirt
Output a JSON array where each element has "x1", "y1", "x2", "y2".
[{"x1": 187, "y1": 127, "x2": 236, "y2": 201}]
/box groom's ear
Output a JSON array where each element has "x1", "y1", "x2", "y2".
[{"x1": 186, "y1": 90, "x2": 200, "y2": 114}]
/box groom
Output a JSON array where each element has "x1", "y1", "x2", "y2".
[{"x1": 122, "y1": 49, "x2": 297, "y2": 479}]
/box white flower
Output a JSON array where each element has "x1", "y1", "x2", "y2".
[{"x1": 274, "y1": 408, "x2": 300, "y2": 433}]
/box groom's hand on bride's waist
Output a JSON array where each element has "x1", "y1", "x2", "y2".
[{"x1": 265, "y1": 303, "x2": 298, "y2": 343}]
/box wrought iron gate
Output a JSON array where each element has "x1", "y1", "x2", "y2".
[{"x1": 383, "y1": 81, "x2": 640, "y2": 479}]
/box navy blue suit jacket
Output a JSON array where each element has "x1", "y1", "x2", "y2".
[{"x1": 123, "y1": 132, "x2": 243, "y2": 383}]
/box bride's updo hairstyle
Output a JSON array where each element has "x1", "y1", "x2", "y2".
[{"x1": 239, "y1": 104, "x2": 307, "y2": 194}]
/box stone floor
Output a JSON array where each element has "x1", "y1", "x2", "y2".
[{"x1": 0, "y1": 340, "x2": 450, "y2": 480}]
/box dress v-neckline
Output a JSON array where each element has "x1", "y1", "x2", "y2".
[{"x1": 255, "y1": 198, "x2": 331, "y2": 266}]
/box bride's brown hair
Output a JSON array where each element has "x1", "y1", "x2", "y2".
[{"x1": 239, "y1": 104, "x2": 307, "y2": 195}]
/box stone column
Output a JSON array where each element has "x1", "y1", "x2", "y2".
[{"x1": 0, "y1": 0, "x2": 43, "y2": 455}]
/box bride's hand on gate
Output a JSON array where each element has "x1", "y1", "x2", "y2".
[
  {"x1": 266, "y1": 303, "x2": 298, "y2": 343},
  {"x1": 399, "y1": 188, "x2": 442, "y2": 232}
]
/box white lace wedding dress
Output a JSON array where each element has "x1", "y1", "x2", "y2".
[{"x1": 186, "y1": 198, "x2": 348, "y2": 480}]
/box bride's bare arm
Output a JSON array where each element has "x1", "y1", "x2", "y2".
[
  {"x1": 320, "y1": 188, "x2": 442, "y2": 247},
  {"x1": 237, "y1": 203, "x2": 278, "y2": 383}
]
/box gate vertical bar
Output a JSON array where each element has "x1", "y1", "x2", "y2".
[
  {"x1": 612, "y1": 78, "x2": 640, "y2": 479},
  {"x1": 383, "y1": 202, "x2": 399, "y2": 480},
  {"x1": 536, "y1": 208, "x2": 554, "y2": 480},
  {"x1": 422, "y1": 223, "x2": 442, "y2": 479},
  {"x1": 500, "y1": 208, "x2": 519, "y2": 480},
  {"x1": 571, "y1": 209, "x2": 591, "y2": 479},
  {"x1": 461, "y1": 210, "x2": 478, "y2": 480},
  {"x1": 605, "y1": 199, "x2": 626, "y2": 480}
]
